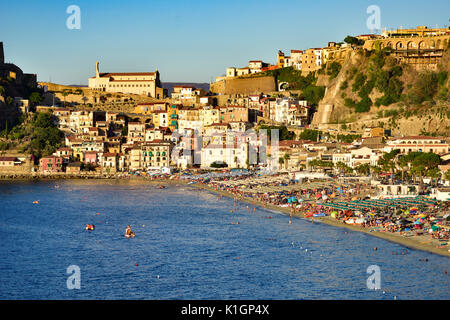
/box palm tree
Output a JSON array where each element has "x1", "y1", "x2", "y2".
[
  {"x1": 283, "y1": 153, "x2": 291, "y2": 170},
  {"x1": 397, "y1": 155, "x2": 410, "y2": 183},
  {"x1": 445, "y1": 170, "x2": 450, "y2": 182},
  {"x1": 426, "y1": 167, "x2": 441, "y2": 187},
  {"x1": 371, "y1": 165, "x2": 381, "y2": 180},
  {"x1": 411, "y1": 165, "x2": 426, "y2": 190},
  {"x1": 61, "y1": 90, "x2": 70, "y2": 107},
  {"x1": 279, "y1": 157, "x2": 285, "y2": 170},
  {"x1": 356, "y1": 163, "x2": 371, "y2": 176}
]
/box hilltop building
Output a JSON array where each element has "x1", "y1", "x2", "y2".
[
  {"x1": 0, "y1": 42, "x2": 37, "y2": 88},
  {"x1": 88, "y1": 61, "x2": 165, "y2": 98},
  {"x1": 363, "y1": 26, "x2": 450, "y2": 69}
]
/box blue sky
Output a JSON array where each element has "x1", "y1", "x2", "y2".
[{"x1": 1, "y1": 0, "x2": 449, "y2": 84}]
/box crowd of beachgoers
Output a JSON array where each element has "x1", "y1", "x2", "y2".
[{"x1": 178, "y1": 171, "x2": 450, "y2": 252}]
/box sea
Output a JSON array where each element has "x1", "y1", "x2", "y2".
[{"x1": 0, "y1": 180, "x2": 448, "y2": 300}]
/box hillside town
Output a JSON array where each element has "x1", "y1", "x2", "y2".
[
  {"x1": 0, "y1": 26, "x2": 449, "y2": 202},
  {"x1": 2, "y1": 1, "x2": 450, "y2": 304}
]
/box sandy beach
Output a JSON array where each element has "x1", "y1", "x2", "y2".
[{"x1": 185, "y1": 180, "x2": 450, "y2": 258}]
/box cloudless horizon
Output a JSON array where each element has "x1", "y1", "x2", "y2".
[{"x1": 1, "y1": 0, "x2": 449, "y2": 85}]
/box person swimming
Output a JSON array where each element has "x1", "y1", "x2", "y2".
[{"x1": 125, "y1": 225, "x2": 135, "y2": 238}]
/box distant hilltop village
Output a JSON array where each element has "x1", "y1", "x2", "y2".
[
  {"x1": 215, "y1": 25, "x2": 450, "y2": 83},
  {"x1": 88, "y1": 61, "x2": 165, "y2": 99}
]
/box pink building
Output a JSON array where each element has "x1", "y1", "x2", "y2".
[
  {"x1": 40, "y1": 156, "x2": 64, "y2": 173},
  {"x1": 84, "y1": 151, "x2": 98, "y2": 165}
]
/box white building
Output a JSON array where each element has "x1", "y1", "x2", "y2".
[
  {"x1": 88, "y1": 61, "x2": 162, "y2": 98},
  {"x1": 385, "y1": 136, "x2": 449, "y2": 155},
  {"x1": 201, "y1": 142, "x2": 248, "y2": 169}
]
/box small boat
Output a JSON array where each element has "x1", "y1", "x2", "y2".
[
  {"x1": 124, "y1": 232, "x2": 135, "y2": 238},
  {"x1": 85, "y1": 224, "x2": 95, "y2": 231},
  {"x1": 157, "y1": 185, "x2": 166, "y2": 189}
]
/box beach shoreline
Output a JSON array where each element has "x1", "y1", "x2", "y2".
[{"x1": 186, "y1": 181, "x2": 450, "y2": 258}]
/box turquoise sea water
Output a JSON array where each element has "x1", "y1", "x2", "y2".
[{"x1": 0, "y1": 180, "x2": 448, "y2": 300}]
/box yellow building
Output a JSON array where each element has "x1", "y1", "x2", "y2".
[
  {"x1": 199, "y1": 106, "x2": 220, "y2": 127},
  {"x1": 168, "y1": 104, "x2": 180, "y2": 131},
  {"x1": 382, "y1": 26, "x2": 449, "y2": 37},
  {"x1": 152, "y1": 111, "x2": 169, "y2": 128},
  {"x1": 277, "y1": 51, "x2": 285, "y2": 68}
]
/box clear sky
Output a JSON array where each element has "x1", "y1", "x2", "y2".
[{"x1": 1, "y1": 0, "x2": 449, "y2": 85}]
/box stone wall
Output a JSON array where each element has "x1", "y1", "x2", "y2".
[{"x1": 210, "y1": 76, "x2": 276, "y2": 95}]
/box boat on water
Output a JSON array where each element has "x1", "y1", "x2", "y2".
[{"x1": 124, "y1": 232, "x2": 135, "y2": 238}]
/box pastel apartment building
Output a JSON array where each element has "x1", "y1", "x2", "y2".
[
  {"x1": 40, "y1": 156, "x2": 64, "y2": 173},
  {"x1": 129, "y1": 141, "x2": 172, "y2": 170}
]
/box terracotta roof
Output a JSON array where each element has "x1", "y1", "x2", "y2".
[
  {"x1": 173, "y1": 85, "x2": 196, "y2": 89},
  {"x1": 103, "y1": 153, "x2": 117, "y2": 157},
  {"x1": 389, "y1": 136, "x2": 443, "y2": 141},
  {"x1": 98, "y1": 72, "x2": 156, "y2": 77},
  {"x1": 207, "y1": 123, "x2": 229, "y2": 127},
  {"x1": 137, "y1": 102, "x2": 167, "y2": 105},
  {"x1": 0, "y1": 157, "x2": 17, "y2": 161}
]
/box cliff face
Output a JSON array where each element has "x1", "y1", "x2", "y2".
[
  {"x1": 311, "y1": 48, "x2": 450, "y2": 136},
  {"x1": 312, "y1": 50, "x2": 359, "y2": 125}
]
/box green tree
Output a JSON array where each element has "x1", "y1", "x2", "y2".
[
  {"x1": 283, "y1": 153, "x2": 291, "y2": 170},
  {"x1": 29, "y1": 92, "x2": 44, "y2": 105},
  {"x1": 327, "y1": 62, "x2": 342, "y2": 79},
  {"x1": 355, "y1": 163, "x2": 371, "y2": 176},
  {"x1": 352, "y1": 73, "x2": 366, "y2": 92},
  {"x1": 61, "y1": 90, "x2": 70, "y2": 107},
  {"x1": 426, "y1": 167, "x2": 441, "y2": 187},
  {"x1": 445, "y1": 170, "x2": 450, "y2": 181},
  {"x1": 344, "y1": 36, "x2": 364, "y2": 46},
  {"x1": 299, "y1": 129, "x2": 321, "y2": 141},
  {"x1": 301, "y1": 85, "x2": 326, "y2": 105}
]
